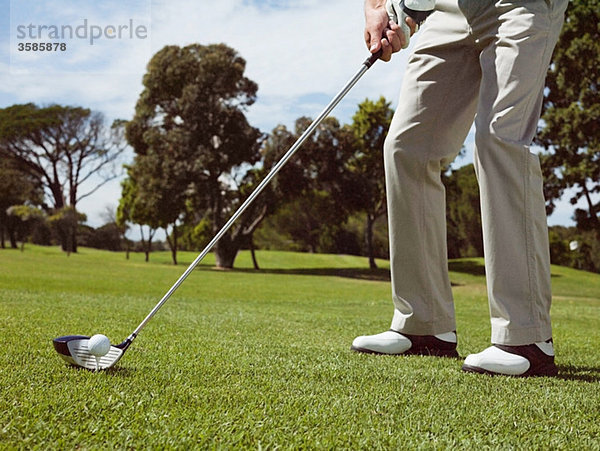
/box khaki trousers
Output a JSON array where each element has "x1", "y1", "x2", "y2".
[{"x1": 384, "y1": 0, "x2": 567, "y2": 345}]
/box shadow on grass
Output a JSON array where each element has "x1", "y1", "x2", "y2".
[
  {"x1": 557, "y1": 364, "x2": 600, "y2": 383},
  {"x1": 213, "y1": 266, "x2": 454, "y2": 286},
  {"x1": 189, "y1": 256, "x2": 552, "y2": 284},
  {"x1": 230, "y1": 266, "x2": 392, "y2": 282},
  {"x1": 448, "y1": 260, "x2": 486, "y2": 276},
  {"x1": 186, "y1": 263, "x2": 480, "y2": 285},
  {"x1": 446, "y1": 260, "x2": 562, "y2": 279}
]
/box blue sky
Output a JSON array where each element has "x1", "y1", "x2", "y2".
[{"x1": 0, "y1": 0, "x2": 581, "y2": 229}]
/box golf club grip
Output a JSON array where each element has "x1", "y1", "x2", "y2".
[
  {"x1": 128, "y1": 54, "x2": 380, "y2": 341},
  {"x1": 365, "y1": 49, "x2": 383, "y2": 67}
]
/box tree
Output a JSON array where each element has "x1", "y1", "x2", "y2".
[
  {"x1": 75, "y1": 206, "x2": 125, "y2": 252},
  {"x1": 548, "y1": 225, "x2": 600, "y2": 273},
  {"x1": 349, "y1": 97, "x2": 393, "y2": 268},
  {"x1": 127, "y1": 152, "x2": 187, "y2": 265},
  {"x1": 0, "y1": 104, "x2": 126, "y2": 252},
  {"x1": 81, "y1": 223, "x2": 122, "y2": 251},
  {"x1": 5, "y1": 205, "x2": 46, "y2": 251},
  {"x1": 538, "y1": 0, "x2": 600, "y2": 239},
  {"x1": 126, "y1": 44, "x2": 263, "y2": 268},
  {"x1": 101, "y1": 205, "x2": 130, "y2": 257},
  {"x1": 262, "y1": 192, "x2": 336, "y2": 253},
  {"x1": 256, "y1": 117, "x2": 358, "y2": 254},
  {"x1": 0, "y1": 157, "x2": 44, "y2": 248},
  {"x1": 48, "y1": 207, "x2": 86, "y2": 256},
  {"x1": 116, "y1": 180, "x2": 134, "y2": 260},
  {"x1": 117, "y1": 174, "x2": 158, "y2": 262}
]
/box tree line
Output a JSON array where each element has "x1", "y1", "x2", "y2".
[
  {"x1": 0, "y1": 104, "x2": 125, "y2": 253},
  {"x1": 116, "y1": 42, "x2": 396, "y2": 268},
  {"x1": 1, "y1": 1, "x2": 598, "y2": 272}
]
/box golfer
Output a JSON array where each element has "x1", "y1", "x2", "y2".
[{"x1": 352, "y1": 0, "x2": 568, "y2": 377}]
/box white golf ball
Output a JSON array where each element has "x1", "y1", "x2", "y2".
[{"x1": 87, "y1": 334, "x2": 111, "y2": 357}]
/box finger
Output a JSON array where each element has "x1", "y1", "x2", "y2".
[
  {"x1": 365, "y1": 30, "x2": 381, "y2": 53},
  {"x1": 379, "y1": 37, "x2": 392, "y2": 62},
  {"x1": 386, "y1": 22, "x2": 405, "y2": 51},
  {"x1": 405, "y1": 17, "x2": 418, "y2": 36},
  {"x1": 384, "y1": 28, "x2": 403, "y2": 53}
]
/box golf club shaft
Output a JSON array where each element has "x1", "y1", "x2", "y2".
[{"x1": 128, "y1": 52, "x2": 382, "y2": 342}]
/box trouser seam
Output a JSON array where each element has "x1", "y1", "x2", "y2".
[
  {"x1": 421, "y1": 70, "x2": 455, "y2": 325},
  {"x1": 516, "y1": 10, "x2": 553, "y2": 331}
]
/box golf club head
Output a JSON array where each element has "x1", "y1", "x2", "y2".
[{"x1": 52, "y1": 335, "x2": 131, "y2": 371}]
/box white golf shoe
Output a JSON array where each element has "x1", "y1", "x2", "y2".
[
  {"x1": 351, "y1": 330, "x2": 458, "y2": 357},
  {"x1": 462, "y1": 339, "x2": 557, "y2": 377}
]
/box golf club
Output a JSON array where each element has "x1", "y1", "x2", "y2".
[{"x1": 53, "y1": 50, "x2": 383, "y2": 371}]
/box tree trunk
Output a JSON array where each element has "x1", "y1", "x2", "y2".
[
  {"x1": 365, "y1": 213, "x2": 377, "y2": 269},
  {"x1": 139, "y1": 225, "x2": 151, "y2": 262},
  {"x1": 211, "y1": 197, "x2": 267, "y2": 269},
  {"x1": 250, "y1": 237, "x2": 260, "y2": 270},
  {"x1": 146, "y1": 228, "x2": 156, "y2": 262},
  {"x1": 120, "y1": 231, "x2": 130, "y2": 259},
  {"x1": 215, "y1": 238, "x2": 239, "y2": 269},
  {"x1": 71, "y1": 227, "x2": 78, "y2": 254},
  {"x1": 65, "y1": 227, "x2": 73, "y2": 256},
  {"x1": 50, "y1": 182, "x2": 65, "y2": 211},
  {"x1": 59, "y1": 217, "x2": 78, "y2": 254},
  {"x1": 583, "y1": 185, "x2": 600, "y2": 240},
  {"x1": 9, "y1": 228, "x2": 17, "y2": 249},
  {"x1": 63, "y1": 224, "x2": 77, "y2": 255},
  {"x1": 165, "y1": 224, "x2": 178, "y2": 265},
  {"x1": 144, "y1": 234, "x2": 152, "y2": 262}
]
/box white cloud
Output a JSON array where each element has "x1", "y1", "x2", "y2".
[
  {"x1": 2, "y1": 0, "x2": 416, "y2": 228},
  {"x1": 4, "y1": 0, "x2": 410, "y2": 127},
  {"x1": 1, "y1": 0, "x2": 577, "y2": 230}
]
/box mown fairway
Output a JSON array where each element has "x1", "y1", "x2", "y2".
[{"x1": 0, "y1": 246, "x2": 599, "y2": 448}]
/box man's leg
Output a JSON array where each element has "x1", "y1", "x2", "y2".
[
  {"x1": 352, "y1": 0, "x2": 481, "y2": 354},
  {"x1": 463, "y1": 0, "x2": 568, "y2": 376}
]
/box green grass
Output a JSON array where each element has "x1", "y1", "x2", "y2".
[{"x1": 1, "y1": 245, "x2": 599, "y2": 449}]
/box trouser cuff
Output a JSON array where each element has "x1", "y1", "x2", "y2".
[
  {"x1": 491, "y1": 325, "x2": 553, "y2": 346},
  {"x1": 390, "y1": 309, "x2": 456, "y2": 336}
]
